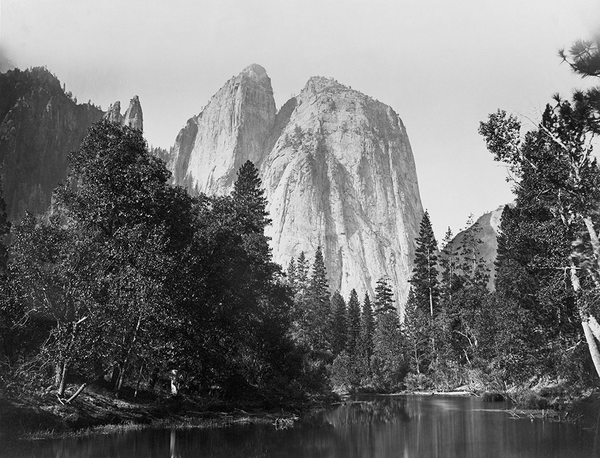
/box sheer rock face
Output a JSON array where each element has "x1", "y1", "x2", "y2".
[
  {"x1": 169, "y1": 65, "x2": 424, "y2": 308},
  {"x1": 170, "y1": 64, "x2": 276, "y2": 194}
]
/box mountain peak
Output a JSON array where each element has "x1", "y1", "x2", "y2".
[
  {"x1": 103, "y1": 96, "x2": 143, "y2": 131},
  {"x1": 240, "y1": 64, "x2": 269, "y2": 81},
  {"x1": 304, "y1": 76, "x2": 347, "y2": 94}
]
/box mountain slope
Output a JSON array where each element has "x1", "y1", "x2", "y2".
[{"x1": 0, "y1": 67, "x2": 142, "y2": 221}]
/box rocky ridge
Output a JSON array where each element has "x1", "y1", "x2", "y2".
[
  {"x1": 168, "y1": 64, "x2": 424, "y2": 308},
  {"x1": 0, "y1": 67, "x2": 143, "y2": 221}
]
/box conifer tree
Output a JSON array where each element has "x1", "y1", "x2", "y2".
[
  {"x1": 409, "y1": 211, "x2": 440, "y2": 317},
  {"x1": 439, "y1": 227, "x2": 459, "y2": 304},
  {"x1": 308, "y1": 246, "x2": 331, "y2": 352},
  {"x1": 403, "y1": 288, "x2": 429, "y2": 374},
  {"x1": 346, "y1": 289, "x2": 361, "y2": 355},
  {"x1": 330, "y1": 291, "x2": 347, "y2": 356},
  {"x1": 286, "y1": 257, "x2": 297, "y2": 290},
  {"x1": 359, "y1": 293, "x2": 375, "y2": 371},
  {"x1": 371, "y1": 280, "x2": 406, "y2": 388},
  {"x1": 374, "y1": 277, "x2": 395, "y2": 315},
  {"x1": 296, "y1": 251, "x2": 309, "y2": 292}
]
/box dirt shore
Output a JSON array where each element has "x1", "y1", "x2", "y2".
[{"x1": 0, "y1": 383, "x2": 302, "y2": 442}]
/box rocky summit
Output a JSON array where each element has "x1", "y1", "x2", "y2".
[
  {"x1": 104, "y1": 96, "x2": 144, "y2": 131},
  {"x1": 168, "y1": 64, "x2": 424, "y2": 309}
]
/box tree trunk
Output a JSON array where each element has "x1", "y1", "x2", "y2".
[
  {"x1": 58, "y1": 361, "x2": 68, "y2": 397},
  {"x1": 582, "y1": 320, "x2": 600, "y2": 378},
  {"x1": 588, "y1": 316, "x2": 600, "y2": 343},
  {"x1": 583, "y1": 216, "x2": 600, "y2": 273},
  {"x1": 571, "y1": 262, "x2": 600, "y2": 379},
  {"x1": 170, "y1": 369, "x2": 179, "y2": 396}
]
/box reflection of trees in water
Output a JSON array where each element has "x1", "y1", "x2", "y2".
[
  {"x1": 322, "y1": 398, "x2": 412, "y2": 427},
  {"x1": 9, "y1": 397, "x2": 600, "y2": 458}
]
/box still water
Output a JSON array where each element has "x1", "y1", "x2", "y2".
[{"x1": 4, "y1": 395, "x2": 598, "y2": 458}]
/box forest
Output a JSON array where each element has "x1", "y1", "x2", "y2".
[{"x1": 1, "y1": 35, "x2": 600, "y2": 412}]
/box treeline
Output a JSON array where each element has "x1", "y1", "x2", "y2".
[
  {"x1": 401, "y1": 34, "x2": 600, "y2": 392},
  {"x1": 0, "y1": 120, "x2": 313, "y2": 403}
]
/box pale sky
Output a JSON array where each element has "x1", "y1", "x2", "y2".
[{"x1": 1, "y1": 0, "x2": 599, "y2": 241}]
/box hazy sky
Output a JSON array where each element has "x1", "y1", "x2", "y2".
[{"x1": 2, "y1": 0, "x2": 599, "y2": 241}]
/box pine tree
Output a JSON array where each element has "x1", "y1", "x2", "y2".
[
  {"x1": 439, "y1": 227, "x2": 459, "y2": 304},
  {"x1": 296, "y1": 251, "x2": 309, "y2": 292},
  {"x1": 409, "y1": 211, "x2": 440, "y2": 317},
  {"x1": 374, "y1": 277, "x2": 395, "y2": 315},
  {"x1": 402, "y1": 288, "x2": 429, "y2": 374},
  {"x1": 371, "y1": 280, "x2": 406, "y2": 389},
  {"x1": 359, "y1": 293, "x2": 375, "y2": 369},
  {"x1": 232, "y1": 160, "x2": 271, "y2": 233},
  {"x1": 330, "y1": 291, "x2": 347, "y2": 356},
  {"x1": 286, "y1": 257, "x2": 297, "y2": 290},
  {"x1": 307, "y1": 246, "x2": 331, "y2": 352},
  {"x1": 346, "y1": 289, "x2": 361, "y2": 355}
]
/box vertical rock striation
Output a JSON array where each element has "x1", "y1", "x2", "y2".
[
  {"x1": 168, "y1": 65, "x2": 424, "y2": 310},
  {"x1": 169, "y1": 64, "x2": 276, "y2": 194}
]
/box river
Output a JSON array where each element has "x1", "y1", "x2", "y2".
[{"x1": 4, "y1": 395, "x2": 598, "y2": 457}]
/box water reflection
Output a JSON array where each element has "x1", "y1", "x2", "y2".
[{"x1": 4, "y1": 395, "x2": 597, "y2": 458}]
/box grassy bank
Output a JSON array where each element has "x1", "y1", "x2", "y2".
[{"x1": 0, "y1": 382, "x2": 305, "y2": 442}]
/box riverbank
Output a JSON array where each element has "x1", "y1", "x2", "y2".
[{"x1": 0, "y1": 383, "x2": 306, "y2": 442}]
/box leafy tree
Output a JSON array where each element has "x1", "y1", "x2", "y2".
[
  {"x1": 491, "y1": 203, "x2": 579, "y2": 382},
  {"x1": 479, "y1": 95, "x2": 600, "y2": 377},
  {"x1": 51, "y1": 119, "x2": 195, "y2": 394}
]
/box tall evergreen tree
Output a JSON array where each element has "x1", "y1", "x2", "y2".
[
  {"x1": 346, "y1": 289, "x2": 361, "y2": 355},
  {"x1": 330, "y1": 291, "x2": 347, "y2": 356},
  {"x1": 307, "y1": 246, "x2": 331, "y2": 352},
  {"x1": 359, "y1": 293, "x2": 375, "y2": 372},
  {"x1": 286, "y1": 257, "x2": 297, "y2": 290},
  {"x1": 371, "y1": 280, "x2": 406, "y2": 389},
  {"x1": 439, "y1": 227, "x2": 460, "y2": 304},
  {"x1": 409, "y1": 211, "x2": 440, "y2": 317},
  {"x1": 374, "y1": 277, "x2": 395, "y2": 315}
]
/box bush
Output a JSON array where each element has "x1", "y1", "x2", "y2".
[
  {"x1": 509, "y1": 388, "x2": 549, "y2": 409},
  {"x1": 404, "y1": 373, "x2": 434, "y2": 392}
]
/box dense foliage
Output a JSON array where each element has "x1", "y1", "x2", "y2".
[{"x1": 0, "y1": 120, "x2": 304, "y2": 403}]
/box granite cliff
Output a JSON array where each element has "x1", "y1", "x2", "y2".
[
  {"x1": 0, "y1": 67, "x2": 142, "y2": 220},
  {"x1": 169, "y1": 64, "x2": 424, "y2": 308}
]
